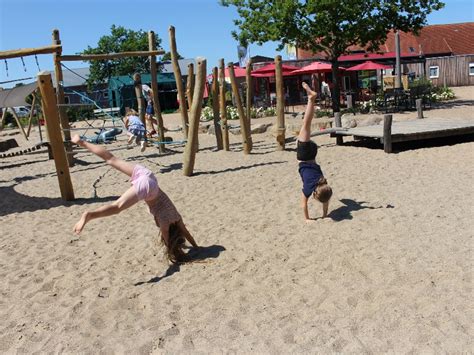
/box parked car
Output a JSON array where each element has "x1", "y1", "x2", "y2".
[{"x1": 7, "y1": 106, "x2": 31, "y2": 118}]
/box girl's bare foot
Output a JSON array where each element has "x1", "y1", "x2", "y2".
[
  {"x1": 302, "y1": 82, "x2": 317, "y2": 101},
  {"x1": 73, "y1": 212, "x2": 89, "y2": 235}
]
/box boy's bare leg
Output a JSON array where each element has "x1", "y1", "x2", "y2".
[
  {"x1": 71, "y1": 134, "x2": 135, "y2": 177},
  {"x1": 298, "y1": 82, "x2": 317, "y2": 142}
]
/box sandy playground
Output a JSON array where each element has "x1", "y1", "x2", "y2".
[{"x1": 0, "y1": 86, "x2": 473, "y2": 353}]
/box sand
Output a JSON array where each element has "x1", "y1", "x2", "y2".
[{"x1": 0, "y1": 86, "x2": 473, "y2": 353}]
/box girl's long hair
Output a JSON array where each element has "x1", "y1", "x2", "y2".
[
  {"x1": 161, "y1": 222, "x2": 187, "y2": 264},
  {"x1": 314, "y1": 177, "x2": 333, "y2": 203}
]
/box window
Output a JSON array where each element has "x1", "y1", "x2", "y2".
[
  {"x1": 64, "y1": 96, "x2": 70, "y2": 104},
  {"x1": 103, "y1": 91, "x2": 109, "y2": 98},
  {"x1": 429, "y1": 66, "x2": 439, "y2": 78},
  {"x1": 469, "y1": 63, "x2": 474, "y2": 76}
]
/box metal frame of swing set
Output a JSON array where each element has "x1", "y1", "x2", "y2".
[{"x1": 0, "y1": 29, "x2": 165, "y2": 201}]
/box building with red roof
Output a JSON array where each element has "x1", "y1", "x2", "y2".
[{"x1": 297, "y1": 22, "x2": 474, "y2": 87}]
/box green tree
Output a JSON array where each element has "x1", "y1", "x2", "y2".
[
  {"x1": 82, "y1": 25, "x2": 162, "y2": 86},
  {"x1": 221, "y1": 0, "x2": 444, "y2": 111},
  {"x1": 161, "y1": 51, "x2": 183, "y2": 61}
]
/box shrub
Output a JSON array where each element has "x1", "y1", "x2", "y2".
[{"x1": 200, "y1": 106, "x2": 214, "y2": 121}]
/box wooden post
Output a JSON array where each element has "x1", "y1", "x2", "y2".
[
  {"x1": 212, "y1": 67, "x2": 223, "y2": 150},
  {"x1": 416, "y1": 98, "x2": 424, "y2": 119},
  {"x1": 186, "y1": 63, "x2": 195, "y2": 111},
  {"x1": 347, "y1": 94, "x2": 353, "y2": 110},
  {"x1": 219, "y1": 59, "x2": 230, "y2": 151},
  {"x1": 26, "y1": 93, "x2": 37, "y2": 137},
  {"x1": 133, "y1": 73, "x2": 146, "y2": 127},
  {"x1": 183, "y1": 58, "x2": 206, "y2": 176},
  {"x1": 37, "y1": 71, "x2": 75, "y2": 201},
  {"x1": 246, "y1": 58, "x2": 253, "y2": 141},
  {"x1": 52, "y1": 29, "x2": 73, "y2": 166},
  {"x1": 228, "y1": 63, "x2": 251, "y2": 154},
  {"x1": 275, "y1": 55, "x2": 285, "y2": 151},
  {"x1": 148, "y1": 31, "x2": 165, "y2": 154},
  {"x1": 10, "y1": 109, "x2": 29, "y2": 140},
  {"x1": 383, "y1": 114, "x2": 393, "y2": 153},
  {"x1": 0, "y1": 108, "x2": 7, "y2": 130},
  {"x1": 169, "y1": 26, "x2": 189, "y2": 138},
  {"x1": 334, "y1": 112, "x2": 343, "y2": 145}
]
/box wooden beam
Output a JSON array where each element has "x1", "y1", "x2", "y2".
[
  {"x1": 228, "y1": 63, "x2": 251, "y2": 154},
  {"x1": 52, "y1": 29, "x2": 73, "y2": 166},
  {"x1": 0, "y1": 44, "x2": 61, "y2": 60},
  {"x1": 37, "y1": 71, "x2": 75, "y2": 201},
  {"x1": 58, "y1": 50, "x2": 164, "y2": 62},
  {"x1": 219, "y1": 59, "x2": 230, "y2": 151},
  {"x1": 183, "y1": 58, "x2": 206, "y2": 176},
  {"x1": 169, "y1": 26, "x2": 189, "y2": 138},
  {"x1": 211, "y1": 66, "x2": 223, "y2": 150},
  {"x1": 275, "y1": 55, "x2": 285, "y2": 151},
  {"x1": 148, "y1": 31, "x2": 165, "y2": 154},
  {"x1": 133, "y1": 73, "x2": 146, "y2": 126}
]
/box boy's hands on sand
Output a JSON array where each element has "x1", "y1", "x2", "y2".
[{"x1": 71, "y1": 134, "x2": 81, "y2": 145}]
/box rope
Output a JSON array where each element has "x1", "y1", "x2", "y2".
[
  {"x1": 4, "y1": 60, "x2": 8, "y2": 77},
  {"x1": 0, "y1": 77, "x2": 34, "y2": 85},
  {"x1": 20, "y1": 57, "x2": 27, "y2": 72},
  {"x1": 35, "y1": 55, "x2": 41, "y2": 71},
  {"x1": 91, "y1": 166, "x2": 113, "y2": 198}
]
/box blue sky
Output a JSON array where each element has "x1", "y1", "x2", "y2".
[{"x1": 0, "y1": 0, "x2": 472, "y2": 87}]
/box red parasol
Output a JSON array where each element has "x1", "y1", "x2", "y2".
[
  {"x1": 289, "y1": 61, "x2": 335, "y2": 75},
  {"x1": 251, "y1": 63, "x2": 299, "y2": 77},
  {"x1": 346, "y1": 61, "x2": 392, "y2": 71}
]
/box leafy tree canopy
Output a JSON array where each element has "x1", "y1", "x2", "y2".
[
  {"x1": 82, "y1": 25, "x2": 162, "y2": 86},
  {"x1": 220, "y1": 0, "x2": 444, "y2": 110},
  {"x1": 220, "y1": 0, "x2": 444, "y2": 60},
  {"x1": 161, "y1": 51, "x2": 184, "y2": 61}
]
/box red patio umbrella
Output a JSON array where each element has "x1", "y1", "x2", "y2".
[
  {"x1": 289, "y1": 61, "x2": 335, "y2": 75},
  {"x1": 251, "y1": 63, "x2": 299, "y2": 77},
  {"x1": 346, "y1": 61, "x2": 392, "y2": 71},
  {"x1": 207, "y1": 66, "x2": 247, "y2": 79}
]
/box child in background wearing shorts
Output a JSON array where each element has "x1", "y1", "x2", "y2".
[{"x1": 124, "y1": 109, "x2": 147, "y2": 152}]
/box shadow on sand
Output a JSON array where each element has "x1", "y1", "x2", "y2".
[
  {"x1": 328, "y1": 198, "x2": 394, "y2": 221},
  {"x1": 0, "y1": 183, "x2": 119, "y2": 217},
  {"x1": 134, "y1": 244, "x2": 226, "y2": 286}
]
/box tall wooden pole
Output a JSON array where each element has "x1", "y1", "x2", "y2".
[
  {"x1": 228, "y1": 63, "x2": 251, "y2": 154},
  {"x1": 275, "y1": 55, "x2": 286, "y2": 151},
  {"x1": 183, "y1": 58, "x2": 206, "y2": 176},
  {"x1": 148, "y1": 31, "x2": 165, "y2": 154},
  {"x1": 219, "y1": 59, "x2": 230, "y2": 151},
  {"x1": 246, "y1": 58, "x2": 253, "y2": 146},
  {"x1": 212, "y1": 66, "x2": 223, "y2": 150},
  {"x1": 26, "y1": 94, "x2": 37, "y2": 137},
  {"x1": 37, "y1": 71, "x2": 75, "y2": 201},
  {"x1": 395, "y1": 31, "x2": 402, "y2": 89},
  {"x1": 186, "y1": 63, "x2": 195, "y2": 111},
  {"x1": 133, "y1": 73, "x2": 146, "y2": 126},
  {"x1": 169, "y1": 26, "x2": 188, "y2": 138},
  {"x1": 52, "y1": 29, "x2": 73, "y2": 166}
]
